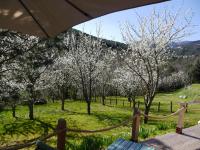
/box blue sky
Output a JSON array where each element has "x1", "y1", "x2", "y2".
[{"x1": 73, "y1": 0, "x2": 200, "y2": 42}]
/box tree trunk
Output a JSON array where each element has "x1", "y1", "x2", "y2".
[
  {"x1": 87, "y1": 101, "x2": 91, "y2": 115},
  {"x1": 133, "y1": 99, "x2": 136, "y2": 109},
  {"x1": 143, "y1": 94, "x2": 154, "y2": 124},
  {"x1": 144, "y1": 107, "x2": 150, "y2": 124},
  {"x1": 89, "y1": 72, "x2": 92, "y2": 103},
  {"x1": 52, "y1": 95, "x2": 55, "y2": 103},
  {"x1": 61, "y1": 98, "x2": 64, "y2": 110},
  {"x1": 102, "y1": 96, "x2": 105, "y2": 105},
  {"x1": 61, "y1": 86, "x2": 65, "y2": 110},
  {"x1": 102, "y1": 85, "x2": 105, "y2": 105},
  {"x1": 28, "y1": 100, "x2": 34, "y2": 120},
  {"x1": 72, "y1": 88, "x2": 77, "y2": 100},
  {"x1": 12, "y1": 104, "x2": 16, "y2": 118},
  {"x1": 28, "y1": 85, "x2": 35, "y2": 120}
]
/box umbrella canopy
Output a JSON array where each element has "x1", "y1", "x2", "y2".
[{"x1": 0, "y1": 0, "x2": 168, "y2": 38}]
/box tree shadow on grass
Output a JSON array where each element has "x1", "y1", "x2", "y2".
[
  {"x1": 92, "y1": 113, "x2": 130, "y2": 126},
  {"x1": 104, "y1": 104, "x2": 115, "y2": 108},
  {"x1": 0, "y1": 107, "x2": 12, "y2": 113},
  {"x1": 34, "y1": 119, "x2": 55, "y2": 131},
  {"x1": 63, "y1": 109, "x2": 88, "y2": 115},
  {"x1": 0, "y1": 117, "x2": 55, "y2": 143},
  {"x1": 63, "y1": 107, "x2": 130, "y2": 126}
]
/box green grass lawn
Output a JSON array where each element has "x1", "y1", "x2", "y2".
[{"x1": 0, "y1": 84, "x2": 200, "y2": 150}]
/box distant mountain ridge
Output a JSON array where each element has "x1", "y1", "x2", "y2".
[
  {"x1": 71, "y1": 28, "x2": 200, "y2": 56},
  {"x1": 172, "y1": 40, "x2": 200, "y2": 56},
  {"x1": 70, "y1": 28, "x2": 127, "y2": 50}
]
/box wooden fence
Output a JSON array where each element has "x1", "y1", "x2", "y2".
[
  {"x1": 0, "y1": 101, "x2": 199, "y2": 150},
  {"x1": 84, "y1": 97, "x2": 176, "y2": 113}
]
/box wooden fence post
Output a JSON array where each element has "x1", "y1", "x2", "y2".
[
  {"x1": 170, "y1": 101, "x2": 173, "y2": 113},
  {"x1": 57, "y1": 118, "x2": 66, "y2": 150},
  {"x1": 176, "y1": 103, "x2": 187, "y2": 134},
  {"x1": 131, "y1": 108, "x2": 140, "y2": 142},
  {"x1": 158, "y1": 102, "x2": 160, "y2": 112}
]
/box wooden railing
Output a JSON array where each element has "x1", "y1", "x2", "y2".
[{"x1": 0, "y1": 101, "x2": 199, "y2": 150}]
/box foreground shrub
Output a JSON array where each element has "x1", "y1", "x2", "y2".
[{"x1": 139, "y1": 127, "x2": 156, "y2": 139}]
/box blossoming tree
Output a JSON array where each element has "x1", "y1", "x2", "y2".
[{"x1": 120, "y1": 10, "x2": 192, "y2": 123}]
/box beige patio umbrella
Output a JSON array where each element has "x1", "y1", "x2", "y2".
[{"x1": 0, "y1": 0, "x2": 168, "y2": 38}]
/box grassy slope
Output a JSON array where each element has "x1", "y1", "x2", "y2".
[{"x1": 0, "y1": 84, "x2": 200, "y2": 150}]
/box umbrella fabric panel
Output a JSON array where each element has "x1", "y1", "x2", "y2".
[
  {"x1": 70, "y1": 0, "x2": 166, "y2": 17},
  {"x1": 0, "y1": 0, "x2": 167, "y2": 37},
  {"x1": 21, "y1": 0, "x2": 89, "y2": 37},
  {"x1": 0, "y1": 0, "x2": 45, "y2": 36},
  {"x1": 0, "y1": 0, "x2": 89, "y2": 37}
]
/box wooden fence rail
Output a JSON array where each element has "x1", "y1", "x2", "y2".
[
  {"x1": 55, "y1": 104, "x2": 187, "y2": 149},
  {"x1": 0, "y1": 102, "x2": 195, "y2": 150},
  {"x1": 92, "y1": 98, "x2": 177, "y2": 113}
]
